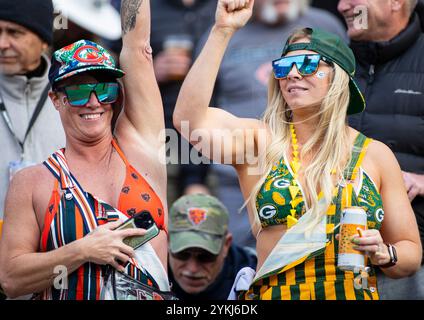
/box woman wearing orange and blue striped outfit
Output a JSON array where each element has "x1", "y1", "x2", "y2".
[
  {"x1": 0, "y1": 0, "x2": 171, "y2": 300},
  {"x1": 173, "y1": 0, "x2": 422, "y2": 300}
]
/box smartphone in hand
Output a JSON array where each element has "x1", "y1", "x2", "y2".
[{"x1": 116, "y1": 210, "x2": 159, "y2": 250}]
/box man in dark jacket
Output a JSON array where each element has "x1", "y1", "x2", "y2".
[
  {"x1": 168, "y1": 194, "x2": 257, "y2": 300},
  {"x1": 339, "y1": 0, "x2": 424, "y2": 299}
]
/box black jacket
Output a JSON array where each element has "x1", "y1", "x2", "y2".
[
  {"x1": 349, "y1": 4, "x2": 424, "y2": 259},
  {"x1": 168, "y1": 245, "x2": 257, "y2": 301}
]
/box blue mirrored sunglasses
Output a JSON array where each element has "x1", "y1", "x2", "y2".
[
  {"x1": 272, "y1": 54, "x2": 332, "y2": 79},
  {"x1": 57, "y1": 82, "x2": 119, "y2": 107}
]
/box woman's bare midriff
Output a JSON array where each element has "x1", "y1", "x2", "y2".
[{"x1": 255, "y1": 224, "x2": 288, "y2": 270}]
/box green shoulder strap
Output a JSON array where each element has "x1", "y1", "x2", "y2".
[{"x1": 343, "y1": 133, "x2": 372, "y2": 182}]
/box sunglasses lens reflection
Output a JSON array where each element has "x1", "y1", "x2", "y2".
[
  {"x1": 62, "y1": 82, "x2": 119, "y2": 107},
  {"x1": 272, "y1": 54, "x2": 321, "y2": 79}
]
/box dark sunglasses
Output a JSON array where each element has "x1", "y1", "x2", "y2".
[
  {"x1": 57, "y1": 82, "x2": 119, "y2": 107},
  {"x1": 171, "y1": 250, "x2": 219, "y2": 263},
  {"x1": 272, "y1": 54, "x2": 332, "y2": 79}
]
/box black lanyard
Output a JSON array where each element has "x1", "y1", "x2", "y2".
[{"x1": 0, "y1": 83, "x2": 50, "y2": 157}]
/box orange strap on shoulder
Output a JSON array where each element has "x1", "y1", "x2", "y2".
[{"x1": 112, "y1": 138, "x2": 130, "y2": 166}]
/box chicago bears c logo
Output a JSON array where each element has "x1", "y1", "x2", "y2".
[
  {"x1": 188, "y1": 208, "x2": 207, "y2": 226},
  {"x1": 73, "y1": 45, "x2": 106, "y2": 63}
]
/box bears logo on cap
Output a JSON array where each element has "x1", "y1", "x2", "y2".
[
  {"x1": 188, "y1": 208, "x2": 207, "y2": 226},
  {"x1": 49, "y1": 40, "x2": 125, "y2": 85},
  {"x1": 73, "y1": 45, "x2": 106, "y2": 64}
]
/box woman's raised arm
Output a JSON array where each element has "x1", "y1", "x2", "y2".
[
  {"x1": 173, "y1": 0, "x2": 263, "y2": 165},
  {"x1": 118, "y1": 0, "x2": 164, "y2": 145}
]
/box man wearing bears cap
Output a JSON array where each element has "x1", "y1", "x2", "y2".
[{"x1": 168, "y1": 194, "x2": 257, "y2": 300}]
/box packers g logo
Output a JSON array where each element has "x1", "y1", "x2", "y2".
[
  {"x1": 259, "y1": 205, "x2": 277, "y2": 219},
  {"x1": 273, "y1": 179, "x2": 290, "y2": 189},
  {"x1": 375, "y1": 208, "x2": 384, "y2": 223}
]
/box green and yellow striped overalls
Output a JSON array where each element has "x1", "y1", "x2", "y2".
[{"x1": 241, "y1": 133, "x2": 383, "y2": 300}]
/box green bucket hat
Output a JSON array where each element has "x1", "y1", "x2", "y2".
[
  {"x1": 281, "y1": 27, "x2": 365, "y2": 115},
  {"x1": 169, "y1": 194, "x2": 229, "y2": 255}
]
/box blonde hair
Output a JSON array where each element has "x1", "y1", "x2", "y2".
[{"x1": 246, "y1": 29, "x2": 352, "y2": 234}]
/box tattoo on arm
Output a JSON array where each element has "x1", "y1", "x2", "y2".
[{"x1": 121, "y1": 0, "x2": 143, "y2": 34}]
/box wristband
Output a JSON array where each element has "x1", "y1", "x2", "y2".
[{"x1": 379, "y1": 243, "x2": 397, "y2": 268}]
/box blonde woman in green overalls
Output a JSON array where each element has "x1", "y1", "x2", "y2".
[{"x1": 173, "y1": 0, "x2": 422, "y2": 300}]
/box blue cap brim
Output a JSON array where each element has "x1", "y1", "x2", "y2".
[{"x1": 53, "y1": 65, "x2": 125, "y2": 84}]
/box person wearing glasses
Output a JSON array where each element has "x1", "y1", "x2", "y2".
[
  {"x1": 168, "y1": 194, "x2": 257, "y2": 300},
  {"x1": 0, "y1": 0, "x2": 65, "y2": 231},
  {"x1": 193, "y1": 0, "x2": 346, "y2": 251},
  {"x1": 0, "y1": 1, "x2": 170, "y2": 300},
  {"x1": 173, "y1": 0, "x2": 422, "y2": 300}
]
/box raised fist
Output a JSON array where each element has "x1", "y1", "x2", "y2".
[{"x1": 215, "y1": 0, "x2": 254, "y2": 32}]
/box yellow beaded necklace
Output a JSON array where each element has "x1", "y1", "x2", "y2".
[
  {"x1": 288, "y1": 123, "x2": 337, "y2": 229},
  {"x1": 288, "y1": 123, "x2": 309, "y2": 228},
  {"x1": 288, "y1": 123, "x2": 303, "y2": 228}
]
